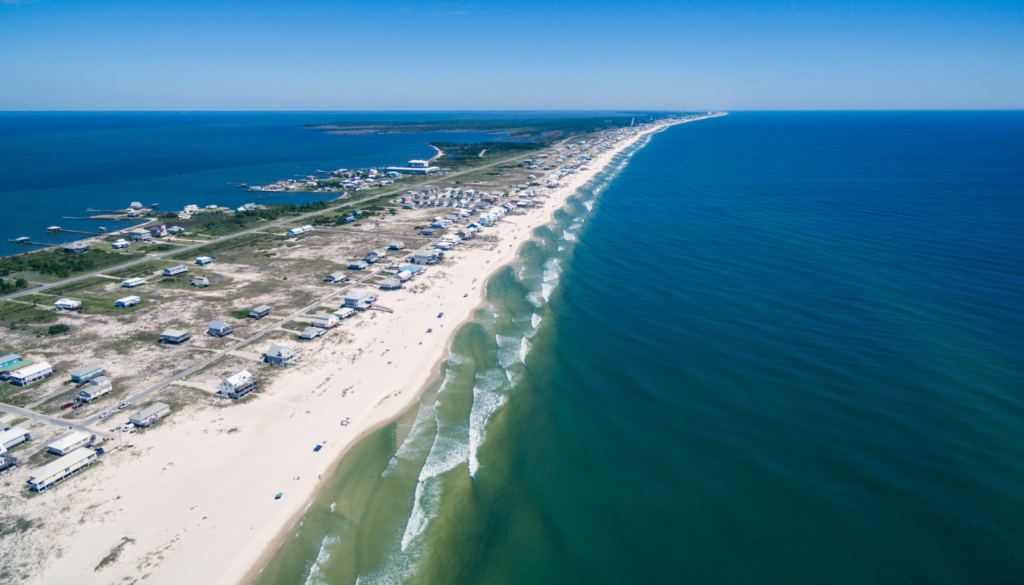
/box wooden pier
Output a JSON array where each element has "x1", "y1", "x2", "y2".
[{"x1": 8, "y1": 239, "x2": 51, "y2": 247}]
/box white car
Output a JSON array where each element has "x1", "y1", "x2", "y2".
[
  {"x1": 122, "y1": 423, "x2": 135, "y2": 433},
  {"x1": 117, "y1": 402, "x2": 130, "y2": 410}
]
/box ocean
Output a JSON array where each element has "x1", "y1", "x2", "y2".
[
  {"x1": 251, "y1": 111, "x2": 1024, "y2": 584},
  {"x1": 0, "y1": 112, "x2": 505, "y2": 257}
]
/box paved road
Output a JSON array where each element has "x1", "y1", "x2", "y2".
[
  {"x1": 0, "y1": 400, "x2": 112, "y2": 439},
  {"x1": 0, "y1": 150, "x2": 534, "y2": 303}
]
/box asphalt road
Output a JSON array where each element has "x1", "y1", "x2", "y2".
[{"x1": 0, "y1": 150, "x2": 533, "y2": 303}]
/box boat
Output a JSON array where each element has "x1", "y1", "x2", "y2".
[{"x1": 98, "y1": 227, "x2": 107, "y2": 232}]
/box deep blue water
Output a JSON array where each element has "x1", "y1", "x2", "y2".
[
  {"x1": 0, "y1": 112, "x2": 505, "y2": 257},
  {"x1": 252, "y1": 111, "x2": 1024, "y2": 584}
]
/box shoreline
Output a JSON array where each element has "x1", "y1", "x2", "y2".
[
  {"x1": 237, "y1": 117, "x2": 693, "y2": 585},
  {"x1": 5, "y1": 116, "x2": 715, "y2": 585}
]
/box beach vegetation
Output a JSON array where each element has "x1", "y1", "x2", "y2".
[
  {"x1": 95, "y1": 537, "x2": 135, "y2": 571},
  {"x1": 0, "y1": 249, "x2": 145, "y2": 279},
  {"x1": 47, "y1": 323, "x2": 70, "y2": 335}
]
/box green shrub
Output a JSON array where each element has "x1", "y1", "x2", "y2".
[{"x1": 48, "y1": 324, "x2": 70, "y2": 335}]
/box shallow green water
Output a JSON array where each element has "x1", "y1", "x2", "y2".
[{"x1": 254, "y1": 113, "x2": 1024, "y2": 584}]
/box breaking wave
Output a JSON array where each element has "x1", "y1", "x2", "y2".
[
  {"x1": 469, "y1": 368, "x2": 510, "y2": 477},
  {"x1": 303, "y1": 535, "x2": 339, "y2": 585}
]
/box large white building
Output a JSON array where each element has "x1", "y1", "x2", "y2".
[
  {"x1": 28, "y1": 447, "x2": 98, "y2": 492},
  {"x1": 47, "y1": 431, "x2": 95, "y2": 456},
  {"x1": 8, "y1": 362, "x2": 54, "y2": 387}
]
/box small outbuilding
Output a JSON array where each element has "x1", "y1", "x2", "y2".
[
  {"x1": 115, "y1": 295, "x2": 141, "y2": 308},
  {"x1": 54, "y1": 298, "x2": 82, "y2": 311}
]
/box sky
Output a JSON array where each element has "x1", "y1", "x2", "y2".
[{"x1": 0, "y1": 0, "x2": 1021, "y2": 110}]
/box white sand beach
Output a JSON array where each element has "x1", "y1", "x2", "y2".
[{"x1": 3, "y1": 119, "x2": 690, "y2": 585}]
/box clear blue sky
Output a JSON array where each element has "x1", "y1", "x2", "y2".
[{"x1": 1, "y1": 0, "x2": 1021, "y2": 110}]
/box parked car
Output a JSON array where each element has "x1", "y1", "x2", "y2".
[
  {"x1": 61, "y1": 402, "x2": 74, "y2": 410},
  {"x1": 117, "y1": 402, "x2": 130, "y2": 410},
  {"x1": 94, "y1": 447, "x2": 105, "y2": 456}
]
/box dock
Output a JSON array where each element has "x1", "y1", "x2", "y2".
[
  {"x1": 8, "y1": 239, "x2": 51, "y2": 247},
  {"x1": 53, "y1": 228, "x2": 106, "y2": 236}
]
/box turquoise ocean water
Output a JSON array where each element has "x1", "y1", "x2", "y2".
[{"x1": 253, "y1": 112, "x2": 1024, "y2": 584}]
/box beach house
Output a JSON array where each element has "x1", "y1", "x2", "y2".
[
  {"x1": 389, "y1": 240, "x2": 405, "y2": 250},
  {"x1": 160, "y1": 329, "x2": 191, "y2": 344},
  {"x1": 191, "y1": 276, "x2": 210, "y2": 288},
  {"x1": 129, "y1": 402, "x2": 172, "y2": 427},
  {"x1": 380, "y1": 277, "x2": 402, "y2": 290},
  {"x1": 63, "y1": 241, "x2": 90, "y2": 254},
  {"x1": 207, "y1": 320, "x2": 232, "y2": 338},
  {"x1": 163, "y1": 265, "x2": 188, "y2": 276},
  {"x1": 264, "y1": 344, "x2": 297, "y2": 367},
  {"x1": 69, "y1": 364, "x2": 104, "y2": 384},
  {"x1": 300, "y1": 327, "x2": 324, "y2": 340},
  {"x1": 129, "y1": 229, "x2": 152, "y2": 242},
  {"x1": 344, "y1": 291, "x2": 376, "y2": 310},
  {"x1": 0, "y1": 429, "x2": 31, "y2": 454},
  {"x1": 412, "y1": 248, "x2": 438, "y2": 265},
  {"x1": 46, "y1": 432, "x2": 95, "y2": 456},
  {"x1": 76, "y1": 376, "x2": 112, "y2": 403},
  {"x1": 122, "y1": 277, "x2": 146, "y2": 288},
  {"x1": 0, "y1": 354, "x2": 21, "y2": 370},
  {"x1": 311, "y1": 312, "x2": 340, "y2": 329},
  {"x1": 324, "y1": 271, "x2": 348, "y2": 284},
  {"x1": 249, "y1": 305, "x2": 272, "y2": 320},
  {"x1": 218, "y1": 370, "x2": 256, "y2": 399},
  {"x1": 111, "y1": 239, "x2": 130, "y2": 250}
]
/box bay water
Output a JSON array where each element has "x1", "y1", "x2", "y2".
[
  {"x1": 0, "y1": 112, "x2": 499, "y2": 257},
  {"x1": 253, "y1": 112, "x2": 1024, "y2": 584}
]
